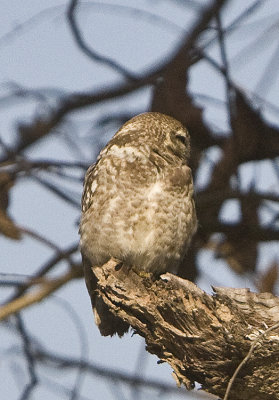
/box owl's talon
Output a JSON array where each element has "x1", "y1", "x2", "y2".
[
  {"x1": 160, "y1": 274, "x2": 170, "y2": 282},
  {"x1": 132, "y1": 268, "x2": 153, "y2": 279}
]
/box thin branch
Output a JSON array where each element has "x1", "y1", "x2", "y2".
[
  {"x1": 31, "y1": 174, "x2": 80, "y2": 208},
  {"x1": 0, "y1": 6, "x2": 63, "y2": 48},
  {"x1": 52, "y1": 296, "x2": 89, "y2": 400},
  {"x1": 224, "y1": 321, "x2": 279, "y2": 400},
  {"x1": 14, "y1": 158, "x2": 89, "y2": 171},
  {"x1": 0, "y1": 273, "x2": 53, "y2": 287},
  {"x1": 18, "y1": 226, "x2": 62, "y2": 252},
  {"x1": 165, "y1": 0, "x2": 228, "y2": 73},
  {"x1": 40, "y1": 373, "x2": 92, "y2": 400},
  {"x1": 194, "y1": 0, "x2": 264, "y2": 65},
  {"x1": 197, "y1": 188, "x2": 279, "y2": 208},
  {"x1": 0, "y1": 2, "x2": 188, "y2": 51},
  {"x1": 82, "y1": 1, "x2": 188, "y2": 33},
  {"x1": 224, "y1": 0, "x2": 263, "y2": 33},
  {"x1": 15, "y1": 314, "x2": 38, "y2": 400},
  {"x1": 255, "y1": 41, "x2": 279, "y2": 98},
  {"x1": 8, "y1": 243, "x2": 79, "y2": 302},
  {"x1": 0, "y1": 0, "x2": 228, "y2": 163},
  {"x1": 33, "y1": 243, "x2": 79, "y2": 277},
  {"x1": 0, "y1": 134, "x2": 14, "y2": 157},
  {"x1": 33, "y1": 349, "x2": 203, "y2": 398},
  {"x1": 201, "y1": 220, "x2": 279, "y2": 241},
  {"x1": 67, "y1": 0, "x2": 137, "y2": 81},
  {"x1": 0, "y1": 266, "x2": 83, "y2": 321},
  {"x1": 215, "y1": 12, "x2": 233, "y2": 113}
]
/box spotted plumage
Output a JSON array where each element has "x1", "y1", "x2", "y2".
[{"x1": 79, "y1": 112, "x2": 197, "y2": 336}]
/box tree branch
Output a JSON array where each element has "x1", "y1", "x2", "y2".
[
  {"x1": 67, "y1": 0, "x2": 137, "y2": 80},
  {"x1": 0, "y1": 266, "x2": 82, "y2": 320},
  {"x1": 0, "y1": 0, "x2": 228, "y2": 163},
  {"x1": 92, "y1": 259, "x2": 279, "y2": 400}
]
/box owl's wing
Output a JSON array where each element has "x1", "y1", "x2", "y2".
[
  {"x1": 82, "y1": 253, "x2": 129, "y2": 336},
  {"x1": 81, "y1": 162, "x2": 129, "y2": 336},
  {"x1": 81, "y1": 163, "x2": 96, "y2": 213}
]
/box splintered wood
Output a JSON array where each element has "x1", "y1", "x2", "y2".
[{"x1": 92, "y1": 259, "x2": 279, "y2": 400}]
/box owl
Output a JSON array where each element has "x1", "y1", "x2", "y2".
[{"x1": 79, "y1": 112, "x2": 197, "y2": 336}]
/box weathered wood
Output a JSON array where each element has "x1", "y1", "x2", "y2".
[{"x1": 92, "y1": 259, "x2": 279, "y2": 400}]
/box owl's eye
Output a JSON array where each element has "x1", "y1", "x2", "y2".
[{"x1": 175, "y1": 134, "x2": 186, "y2": 145}]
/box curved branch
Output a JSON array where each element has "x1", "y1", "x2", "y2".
[
  {"x1": 67, "y1": 0, "x2": 136, "y2": 81},
  {"x1": 0, "y1": 0, "x2": 227, "y2": 163}
]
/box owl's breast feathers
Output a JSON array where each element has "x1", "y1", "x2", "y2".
[{"x1": 80, "y1": 142, "x2": 196, "y2": 273}]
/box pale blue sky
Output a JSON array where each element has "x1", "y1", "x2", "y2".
[{"x1": 1, "y1": 1, "x2": 279, "y2": 399}]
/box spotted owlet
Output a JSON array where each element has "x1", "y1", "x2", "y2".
[{"x1": 79, "y1": 112, "x2": 197, "y2": 336}]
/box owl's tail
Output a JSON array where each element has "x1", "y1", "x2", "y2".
[{"x1": 82, "y1": 255, "x2": 129, "y2": 337}]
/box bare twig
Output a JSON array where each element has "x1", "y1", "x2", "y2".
[
  {"x1": 0, "y1": 266, "x2": 83, "y2": 321},
  {"x1": 67, "y1": 0, "x2": 137, "y2": 81},
  {"x1": 193, "y1": 0, "x2": 264, "y2": 65},
  {"x1": 6, "y1": 243, "x2": 79, "y2": 304},
  {"x1": 215, "y1": 12, "x2": 233, "y2": 112},
  {"x1": 0, "y1": 0, "x2": 228, "y2": 163},
  {"x1": 33, "y1": 348, "x2": 204, "y2": 398},
  {"x1": 30, "y1": 174, "x2": 80, "y2": 208},
  {"x1": 15, "y1": 314, "x2": 38, "y2": 400},
  {"x1": 224, "y1": 321, "x2": 279, "y2": 400},
  {"x1": 18, "y1": 226, "x2": 62, "y2": 252}
]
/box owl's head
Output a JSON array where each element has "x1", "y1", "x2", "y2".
[{"x1": 117, "y1": 112, "x2": 191, "y2": 163}]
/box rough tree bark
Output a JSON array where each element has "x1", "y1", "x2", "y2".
[{"x1": 92, "y1": 259, "x2": 279, "y2": 400}]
